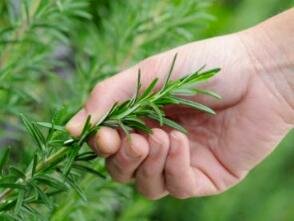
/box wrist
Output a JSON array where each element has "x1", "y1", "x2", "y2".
[{"x1": 238, "y1": 9, "x2": 294, "y2": 126}]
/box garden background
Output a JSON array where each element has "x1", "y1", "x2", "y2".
[{"x1": 0, "y1": 0, "x2": 293, "y2": 220}]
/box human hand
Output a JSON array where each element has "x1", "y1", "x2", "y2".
[{"x1": 66, "y1": 10, "x2": 294, "y2": 199}]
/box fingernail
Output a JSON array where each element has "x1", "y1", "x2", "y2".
[
  {"x1": 170, "y1": 131, "x2": 180, "y2": 155},
  {"x1": 66, "y1": 108, "x2": 87, "y2": 137},
  {"x1": 150, "y1": 133, "x2": 161, "y2": 144},
  {"x1": 150, "y1": 134, "x2": 161, "y2": 154},
  {"x1": 170, "y1": 131, "x2": 179, "y2": 141}
]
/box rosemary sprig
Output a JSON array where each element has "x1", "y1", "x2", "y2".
[{"x1": 0, "y1": 56, "x2": 220, "y2": 217}]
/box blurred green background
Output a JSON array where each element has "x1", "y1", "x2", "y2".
[
  {"x1": 0, "y1": 0, "x2": 293, "y2": 220},
  {"x1": 151, "y1": 1, "x2": 294, "y2": 221}
]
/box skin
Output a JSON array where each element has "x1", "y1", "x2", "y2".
[{"x1": 66, "y1": 9, "x2": 294, "y2": 200}]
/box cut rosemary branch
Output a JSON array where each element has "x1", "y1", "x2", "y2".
[{"x1": 0, "y1": 56, "x2": 220, "y2": 217}]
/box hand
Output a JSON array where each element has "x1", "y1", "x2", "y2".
[{"x1": 66, "y1": 11, "x2": 293, "y2": 199}]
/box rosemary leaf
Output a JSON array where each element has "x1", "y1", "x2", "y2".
[
  {"x1": 14, "y1": 189, "x2": 25, "y2": 214},
  {"x1": 72, "y1": 163, "x2": 106, "y2": 179},
  {"x1": 0, "y1": 148, "x2": 10, "y2": 173},
  {"x1": 0, "y1": 55, "x2": 220, "y2": 215}
]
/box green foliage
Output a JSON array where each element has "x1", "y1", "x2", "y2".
[
  {"x1": 2, "y1": 0, "x2": 291, "y2": 221},
  {"x1": 204, "y1": 0, "x2": 294, "y2": 36},
  {"x1": 153, "y1": 1, "x2": 294, "y2": 221},
  {"x1": 0, "y1": 1, "x2": 217, "y2": 219},
  {"x1": 0, "y1": 55, "x2": 219, "y2": 219},
  {"x1": 152, "y1": 132, "x2": 294, "y2": 221},
  {"x1": 0, "y1": 0, "x2": 90, "y2": 116}
]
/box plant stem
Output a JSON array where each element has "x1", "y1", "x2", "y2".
[
  {"x1": 0, "y1": 146, "x2": 68, "y2": 203},
  {"x1": 0, "y1": 57, "x2": 220, "y2": 209},
  {"x1": 35, "y1": 147, "x2": 68, "y2": 172}
]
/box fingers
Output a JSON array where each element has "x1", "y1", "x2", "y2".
[
  {"x1": 163, "y1": 131, "x2": 236, "y2": 198},
  {"x1": 65, "y1": 36, "x2": 231, "y2": 138},
  {"x1": 135, "y1": 129, "x2": 206, "y2": 200},
  {"x1": 92, "y1": 128, "x2": 227, "y2": 200},
  {"x1": 65, "y1": 44, "x2": 213, "y2": 137},
  {"x1": 88, "y1": 127, "x2": 121, "y2": 158},
  {"x1": 164, "y1": 131, "x2": 197, "y2": 199},
  {"x1": 65, "y1": 57, "x2": 162, "y2": 137},
  {"x1": 65, "y1": 74, "x2": 135, "y2": 137},
  {"x1": 106, "y1": 133, "x2": 149, "y2": 183},
  {"x1": 136, "y1": 129, "x2": 170, "y2": 200}
]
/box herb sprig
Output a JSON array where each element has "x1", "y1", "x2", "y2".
[{"x1": 0, "y1": 56, "x2": 220, "y2": 218}]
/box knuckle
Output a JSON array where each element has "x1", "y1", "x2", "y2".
[{"x1": 151, "y1": 128, "x2": 170, "y2": 147}]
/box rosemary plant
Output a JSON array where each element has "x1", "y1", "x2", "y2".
[
  {"x1": 0, "y1": 54, "x2": 220, "y2": 219},
  {"x1": 0, "y1": 0, "x2": 217, "y2": 220}
]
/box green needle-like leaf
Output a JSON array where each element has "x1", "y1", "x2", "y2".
[
  {"x1": 141, "y1": 78, "x2": 159, "y2": 99},
  {"x1": 129, "y1": 70, "x2": 142, "y2": 106},
  {"x1": 63, "y1": 145, "x2": 81, "y2": 176},
  {"x1": 0, "y1": 148, "x2": 10, "y2": 173},
  {"x1": 172, "y1": 97, "x2": 216, "y2": 115},
  {"x1": 21, "y1": 114, "x2": 46, "y2": 151},
  {"x1": 36, "y1": 122, "x2": 65, "y2": 132},
  {"x1": 34, "y1": 185, "x2": 52, "y2": 209},
  {"x1": 9, "y1": 167, "x2": 26, "y2": 180},
  {"x1": 72, "y1": 163, "x2": 106, "y2": 179},
  {"x1": 193, "y1": 88, "x2": 222, "y2": 99},
  {"x1": 34, "y1": 176, "x2": 67, "y2": 191},
  {"x1": 162, "y1": 53, "x2": 178, "y2": 89},
  {"x1": 14, "y1": 189, "x2": 25, "y2": 214},
  {"x1": 0, "y1": 54, "x2": 220, "y2": 216},
  {"x1": 31, "y1": 154, "x2": 38, "y2": 177},
  {"x1": 0, "y1": 183, "x2": 26, "y2": 190}
]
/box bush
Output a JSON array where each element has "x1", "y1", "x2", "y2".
[
  {"x1": 0, "y1": 0, "x2": 293, "y2": 220},
  {"x1": 0, "y1": 0, "x2": 215, "y2": 220}
]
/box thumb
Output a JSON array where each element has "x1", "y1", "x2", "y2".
[
  {"x1": 66, "y1": 50, "x2": 193, "y2": 137},
  {"x1": 65, "y1": 67, "x2": 137, "y2": 137}
]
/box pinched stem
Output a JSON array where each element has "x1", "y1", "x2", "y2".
[{"x1": 0, "y1": 55, "x2": 220, "y2": 213}]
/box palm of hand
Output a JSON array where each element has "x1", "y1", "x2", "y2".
[
  {"x1": 67, "y1": 33, "x2": 290, "y2": 199},
  {"x1": 165, "y1": 36, "x2": 288, "y2": 195}
]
